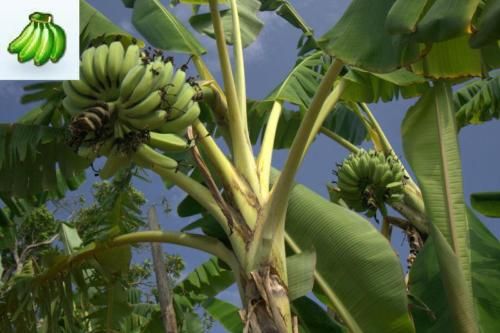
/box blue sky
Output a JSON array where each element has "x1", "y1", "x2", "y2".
[{"x1": 1, "y1": 0, "x2": 499, "y2": 329}]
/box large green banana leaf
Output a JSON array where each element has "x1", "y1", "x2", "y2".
[
  {"x1": 130, "y1": 0, "x2": 206, "y2": 55},
  {"x1": 319, "y1": 0, "x2": 497, "y2": 76},
  {"x1": 80, "y1": 0, "x2": 128, "y2": 49},
  {"x1": 318, "y1": 0, "x2": 422, "y2": 72},
  {"x1": 402, "y1": 82, "x2": 477, "y2": 332},
  {"x1": 284, "y1": 180, "x2": 415, "y2": 333},
  {"x1": 189, "y1": 0, "x2": 264, "y2": 48},
  {"x1": 409, "y1": 209, "x2": 500, "y2": 332},
  {"x1": 342, "y1": 68, "x2": 429, "y2": 103}
]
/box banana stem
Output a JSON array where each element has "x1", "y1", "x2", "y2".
[
  {"x1": 146, "y1": 159, "x2": 228, "y2": 229},
  {"x1": 256, "y1": 101, "x2": 283, "y2": 197},
  {"x1": 250, "y1": 59, "x2": 344, "y2": 267},
  {"x1": 320, "y1": 127, "x2": 360, "y2": 153},
  {"x1": 38, "y1": 230, "x2": 240, "y2": 283},
  {"x1": 229, "y1": 0, "x2": 248, "y2": 129},
  {"x1": 29, "y1": 12, "x2": 53, "y2": 23},
  {"x1": 208, "y1": 0, "x2": 260, "y2": 195},
  {"x1": 359, "y1": 103, "x2": 393, "y2": 154},
  {"x1": 306, "y1": 80, "x2": 347, "y2": 149},
  {"x1": 193, "y1": 120, "x2": 258, "y2": 229}
]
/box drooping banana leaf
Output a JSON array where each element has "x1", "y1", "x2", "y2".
[
  {"x1": 402, "y1": 82, "x2": 477, "y2": 332},
  {"x1": 409, "y1": 0, "x2": 479, "y2": 43},
  {"x1": 454, "y1": 74, "x2": 500, "y2": 130},
  {"x1": 0, "y1": 124, "x2": 88, "y2": 199},
  {"x1": 409, "y1": 209, "x2": 500, "y2": 332},
  {"x1": 130, "y1": 0, "x2": 206, "y2": 55},
  {"x1": 246, "y1": 51, "x2": 367, "y2": 148},
  {"x1": 470, "y1": 192, "x2": 500, "y2": 218},
  {"x1": 470, "y1": 0, "x2": 500, "y2": 48},
  {"x1": 342, "y1": 68, "x2": 429, "y2": 103},
  {"x1": 318, "y1": 0, "x2": 422, "y2": 73},
  {"x1": 283, "y1": 178, "x2": 415, "y2": 333},
  {"x1": 201, "y1": 298, "x2": 243, "y2": 333},
  {"x1": 80, "y1": 0, "x2": 129, "y2": 50},
  {"x1": 173, "y1": 257, "x2": 235, "y2": 307},
  {"x1": 189, "y1": 0, "x2": 264, "y2": 48},
  {"x1": 265, "y1": 51, "x2": 325, "y2": 108},
  {"x1": 410, "y1": 35, "x2": 482, "y2": 79}
]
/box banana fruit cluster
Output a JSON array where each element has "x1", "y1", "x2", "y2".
[
  {"x1": 8, "y1": 12, "x2": 66, "y2": 66},
  {"x1": 335, "y1": 149, "x2": 405, "y2": 215},
  {"x1": 63, "y1": 41, "x2": 201, "y2": 180}
]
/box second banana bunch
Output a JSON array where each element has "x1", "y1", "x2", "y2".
[
  {"x1": 63, "y1": 39, "x2": 203, "y2": 179},
  {"x1": 8, "y1": 12, "x2": 66, "y2": 66}
]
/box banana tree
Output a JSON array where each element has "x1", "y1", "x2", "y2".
[{"x1": 1, "y1": 0, "x2": 500, "y2": 332}]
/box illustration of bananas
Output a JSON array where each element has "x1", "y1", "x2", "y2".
[
  {"x1": 8, "y1": 12, "x2": 66, "y2": 66},
  {"x1": 63, "y1": 41, "x2": 203, "y2": 179},
  {"x1": 334, "y1": 149, "x2": 406, "y2": 216}
]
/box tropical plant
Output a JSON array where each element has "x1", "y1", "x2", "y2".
[{"x1": 1, "y1": 0, "x2": 499, "y2": 332}]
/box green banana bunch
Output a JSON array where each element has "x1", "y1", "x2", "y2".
[
  {"x1": 8, "y1": 12, "x2": 66, "y2": 66},
  {"x1": 63, "y1": 43, "x2": 205, "y2": 179},
  {"x1": 335, "y1": 149, "x2": 406, "y2": 215},
  {"x1": 64, "y1": 42, "x2": 201, "y2": 136}
]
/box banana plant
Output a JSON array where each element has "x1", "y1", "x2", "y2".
[{"x1": 1, "y1": 0, "x2": 500, "y2": 332}]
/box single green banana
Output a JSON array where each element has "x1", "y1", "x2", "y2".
[
  {"x1": 339, "y1": 162, "x2": 360, "y2": 183},
  {"x1": 152, "y1": 61, "x2": 174, "y2": 91},
  {"x1": 123, "y1": 109, "x2": 168, "y2": 130},
  {"x1": 8, "y1": 22, "x2": 36, "y2": 54},
  {"x1": 47, "y1": 23, "x2": 66, "y2": 62},
  {"x1": 337, "y1": 178, "x2": 359, "y2": 193},
  {"x1": 62, "y1": 81, "x2": 99, "y2": 108},
  {"x1": 337, "y1": 171, "x2": 359, "y2": 187},
  {"x1": 132, "y1": 144, "x2": 178, "y2": 170},
  {"x1": 62, "y1": 97, "x2": 82, "y2": 116},
  {"x1": 119, "y1": 44, "x2": 141, "y2": 81},
  {"x1": 18, "y1": 23, "x2": 42, "y2": 62},
  {"x1": 34, "y1": 24, "x2": 54, "y2": 66},
  {"x1": 120, "y1": 90, "x2": 162, "y2": 118},
  {"x1": 70, "y1": 76, "x2": 99, "y2": 98},
  {"x1": 367, "y1": 156, "x2": 377, "y2": 178},
  {"x1": 126, "y1": 63, "x2": 156, "y2": 106},
  {"x1": 148, "y1": 132, "x2": 191, "y2": 152},
  {"x1": 164, "y1": 69, "x2": 186, "y2": 105},
  {"x1": 169, "y1": 84, "x2": 195, "y2": 118},
  {"x1": 100, "y1": 147, "x2": 130, "y2": 180},
  {"x1": 379, "y1": 169, "x2": 394, "y2": 185},
  {"x1": 169, "y1": 69, "x2": 187, "y2": 95},
  {"x1": 120, "y1": 64, "x2": 146, "y2": 102},
  {"x1": 81, "y1": 47, "x2": 102, "y2": 91},
  {"x1": 357, "y1": 153, "x2": 369, "y2": 178},
  {"x1": 372, "y1": 164, "x2": 385, "y2": 185},
  {"x1": 107, "y1": 41, "x2": 125, "y2": 87},
  {"x1": 158, "y1": 102, "x2": 200, "y2": 133},
  {"x1": 93, "y1": 44, "x2": 110, "y2": 89}
]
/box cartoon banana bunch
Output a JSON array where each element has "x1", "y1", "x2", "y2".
[
  {"x1": 8, "y1": 12, "x2": 66, "y2": 66},
  {"x1": 63, "y1": 41, "x2": 203, "y2": 179},
  {"x1": 335, "y1": 149, "x2": 406, "y2": 215}
]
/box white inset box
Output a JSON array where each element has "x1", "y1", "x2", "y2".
[{"x1": 0, "y1": 0, "x2": 79, "y2": 80}]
